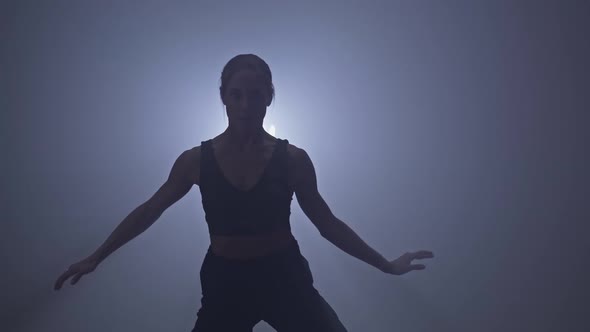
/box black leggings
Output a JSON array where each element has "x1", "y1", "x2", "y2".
[{"x1": 191, "y1": 239, "x2": 348, "y2": 332}]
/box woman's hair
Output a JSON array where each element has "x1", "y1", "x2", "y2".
[{"x1": 219, "y1": 54, "x2": 275, "y2": 106}]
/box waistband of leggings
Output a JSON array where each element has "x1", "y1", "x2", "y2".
[{"x1": 205, "y1": 238, "x2": 302, "y2": 266}]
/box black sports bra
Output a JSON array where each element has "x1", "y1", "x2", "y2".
[{"x1": 199, "y1": 138, "x2": 294, "y2": 236}]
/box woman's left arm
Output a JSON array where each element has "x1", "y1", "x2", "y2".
[{"x1": 292, "y1": 147, "x2": 434, "y2": 275}]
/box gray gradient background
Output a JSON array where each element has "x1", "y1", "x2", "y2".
[{"x1": 2, "y1": 1, "x2": 589, "y2": 331}]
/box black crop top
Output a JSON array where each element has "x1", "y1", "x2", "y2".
[{"x1": 199, "y1": 138, "x2": 294, "y2": 236}]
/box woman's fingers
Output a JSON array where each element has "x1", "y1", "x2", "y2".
[
  {"x1": 55, "y1": 259, "x2": 98, "y2": 290},
  {"x1": 54, "y1": 269, "x2": 75, "y2": 290},
  {"x1": 71, "y1": 272, "x2": 84, "y2": 285}
]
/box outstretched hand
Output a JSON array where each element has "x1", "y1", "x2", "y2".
[
  {"x1": 381, "y1": 250, "x2": 434, "y2": 275},
  {"x1": 54, "y1": 256, "x2": 99, "y2": 290}
]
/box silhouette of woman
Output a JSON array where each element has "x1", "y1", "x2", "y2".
[{"x1": 54, "y1": 54, "x2": 434, "y2": 331}]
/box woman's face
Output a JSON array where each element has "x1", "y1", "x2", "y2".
[{"x1": 222, "y1": 69, "x2": 271, "y2": 129}]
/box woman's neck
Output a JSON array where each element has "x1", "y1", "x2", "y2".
[{"x1": 221, "y1": 126, "x2": 269, "y2": 152}]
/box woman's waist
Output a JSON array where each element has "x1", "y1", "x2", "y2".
[{"x1": 209, "y1": 227, "x2": 296, "y2": 260}]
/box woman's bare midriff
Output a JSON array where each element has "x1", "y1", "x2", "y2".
[{"x1": 209, "y1": 227, "x2": 296, "y2": 259}]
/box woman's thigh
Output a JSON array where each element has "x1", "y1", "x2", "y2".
[
  {"x1": 263, "y1": 287, "x2": 348, "y2": 332},
  {"x1": 192, "y1": 253, "x2": 262, "y2": 331},
  {"x1": 192, "y1": 296, "x2": 260, "y2": 332},
  {"x1": 261, "y1": 256, "x2": 348, "y2": 332}
]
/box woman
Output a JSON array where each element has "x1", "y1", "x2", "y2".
[{"x1": 54, "y1": 54, "x2": 434, "y2": 331}]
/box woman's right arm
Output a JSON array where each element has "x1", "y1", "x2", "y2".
[
  {"x1": 54, "y1": 147, "x2": 199, "y2": 290},
  {"x1": 89, "y1": 147, "x2": 199, "y2": 264}
]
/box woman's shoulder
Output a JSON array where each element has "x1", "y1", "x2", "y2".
[
  {"x1": 284, "y1": 140, "x2": 308, "y2": 167},
  {"x1": 183, "y1": 143, "x2": 203, "y2": 160},
  {"x1": 175, "y1": 144, "x2": 202, "y2": 186},
  {"x1": 285, "y1": 141, "x2": 298, "y2": 157}
]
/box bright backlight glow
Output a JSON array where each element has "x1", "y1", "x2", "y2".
[{"x1": 269, "y1": 124, "x2": 276, "y2": 137}]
